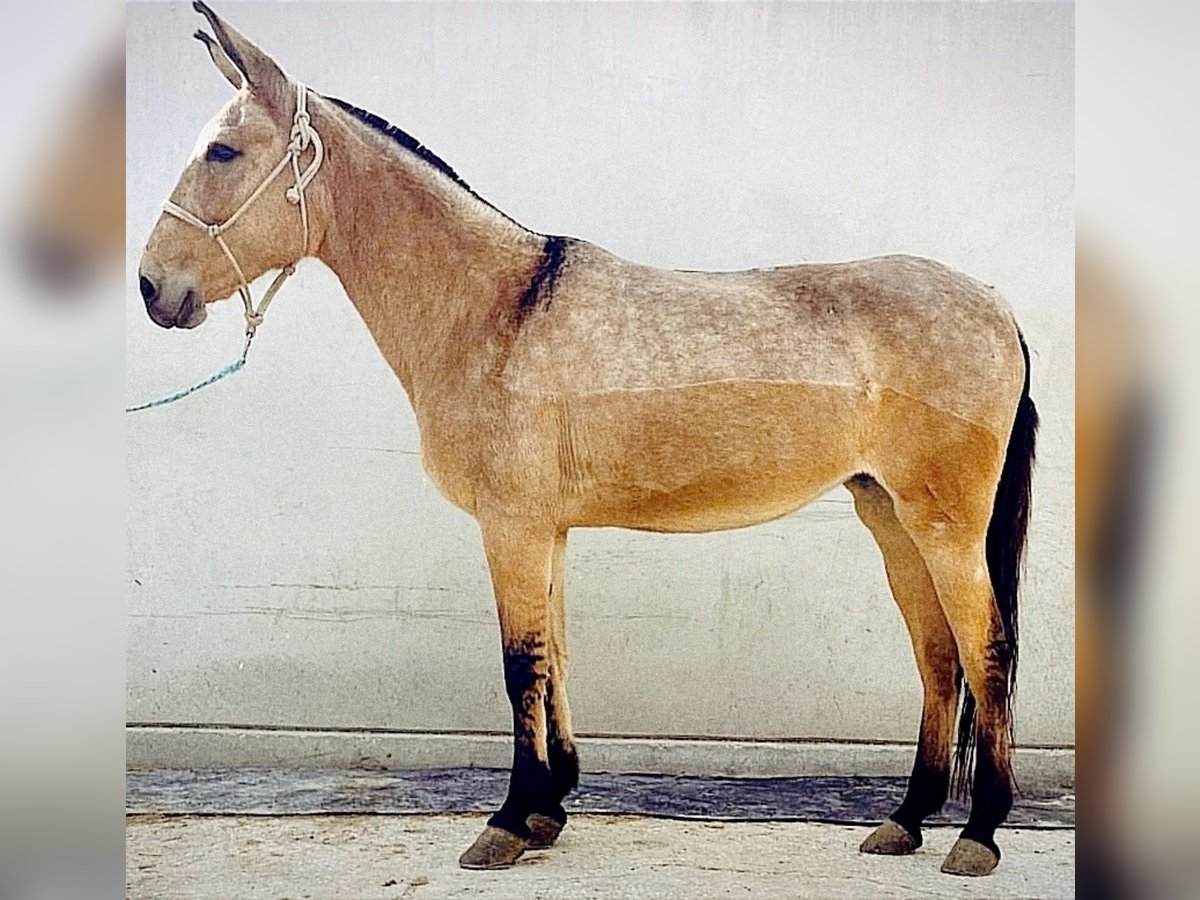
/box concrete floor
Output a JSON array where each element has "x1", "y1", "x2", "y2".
[{"x1": 126, "y1": 814, "x2": 1074, "y2": 899}]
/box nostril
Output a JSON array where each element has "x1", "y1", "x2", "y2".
[
  {"x1": 139, "y1": 274, "x2": 158, "y2": 305},
  {"x1": 178, "y1": 289, "x2": 195, "y2": 323}
]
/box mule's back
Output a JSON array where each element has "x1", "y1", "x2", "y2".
[{"x1": 504, "y1": 248, "x2": 1023, "y2": 442}]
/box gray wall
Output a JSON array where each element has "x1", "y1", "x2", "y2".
[{"x1": 127, "y1": 2, "x2": 1074, "y2": 759}]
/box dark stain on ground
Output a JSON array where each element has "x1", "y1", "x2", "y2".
[{"x1": 126, "y1": 768, "x2": 1074, "y2": 828}]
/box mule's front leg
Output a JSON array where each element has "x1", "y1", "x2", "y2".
[
  {"x1": 459, "y1": 517, "x2": 556, "y2": 870},
  {"x1": 526, "y1": 530, "x2": 578, "y2": 850}
]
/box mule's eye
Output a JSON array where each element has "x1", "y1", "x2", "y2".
[{"x1": 205, "y1": 142, "x2": 241, "y2": 163}]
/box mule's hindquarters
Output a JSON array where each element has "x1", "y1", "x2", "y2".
[{"x1": 858, "y1": 331, "x2": 1038, "y2": 876}]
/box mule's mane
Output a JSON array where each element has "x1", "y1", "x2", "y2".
[{"x1": 322, "y1": 94, "x2": 516, "y2": 225}]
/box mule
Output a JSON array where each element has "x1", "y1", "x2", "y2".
[{"x1": 137, "y1": 3, "x2": 1038, "y2": 877}]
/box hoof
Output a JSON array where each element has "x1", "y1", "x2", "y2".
[
  {"x1": 940, "y1": 837, "x2": 1000, "y2": 877},
  {"x1": 859, "y1": 819, "x2": 922, "y2": 855},
  {"x1": 458, "y1": 826, "x2": 527, "y2": 870},
  {"x1": 525, "y1": 813, "x2": 564, "y2": 850}
]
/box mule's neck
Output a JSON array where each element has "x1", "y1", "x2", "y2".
[{"x1": 309, "y1": 96, "x2": 545, "y2": 402}]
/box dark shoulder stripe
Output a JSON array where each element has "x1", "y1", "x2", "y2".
[{"x1": 517, "y1": 236, "x2": 570, "y2": 323}]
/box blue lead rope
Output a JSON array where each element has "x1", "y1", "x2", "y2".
[{"x1": 125, "y1": 331, "x2": 254, "y2": 413}]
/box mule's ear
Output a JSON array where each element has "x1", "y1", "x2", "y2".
[
  {"x1": 192, "y1": 2, "x2": 287, "y2": 104},
  {"x1": 194, "y1": 29, "x2": 244, "y2": 90}
]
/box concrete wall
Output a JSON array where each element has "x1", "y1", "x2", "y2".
[{"x1": 127, "y1": 2, "x2": 1074, "y2": 766}]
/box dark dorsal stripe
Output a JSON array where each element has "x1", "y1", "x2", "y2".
[
  {"x1": 322, "y1": 94, "x2": 515, "y2": 221},
  {"x1": 324, "y1": 95, "x2": 469, "y2": 188},
  {"x1": 518, "y1": 236, "x2": 569, "y2": 322}
]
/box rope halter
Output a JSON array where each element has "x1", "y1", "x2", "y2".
[{"x1": 162, "y1": 82, "x2": 324, "y2": 345}]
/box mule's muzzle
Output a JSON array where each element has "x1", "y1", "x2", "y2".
[{"x1": 138, "y1": 263, "x2": 207, "y2": 329}]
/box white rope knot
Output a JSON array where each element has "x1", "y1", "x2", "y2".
[{"x1": 159, "y1": 82, "x2": 323, "y2": 340}]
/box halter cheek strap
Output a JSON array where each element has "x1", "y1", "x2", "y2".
[{"x1": 162, "y1": 82, "x2": 324, "y2": 339}]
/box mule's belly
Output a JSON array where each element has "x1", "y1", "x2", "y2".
[
  {"x1": 558, "y1": 380, "x2": 867, "y2": 532},
  {"x1": 580, "y1": 468, "x2": 847, "y2": 533}
]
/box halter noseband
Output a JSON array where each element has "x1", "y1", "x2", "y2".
[{"x1": 162, "y1": 82, "x2": 324, "y2": 340}]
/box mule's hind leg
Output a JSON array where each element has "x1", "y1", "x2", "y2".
[
  {"x1": 890, "y1": 492, "x2": 1014, "y2": 877},
  {"x1": 847, "y1": 476, "x2": 960, "y2": 855},
  {"x1": 526, "y1": 530, "x2": 579, "y2": 849}
]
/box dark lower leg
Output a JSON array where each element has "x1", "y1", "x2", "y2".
[
  {"x1": 959, "y1": 740, "x2": 1012, "y2": 855},
  {"x1": 488, "y1": 636, "x2": 554, "y2": 838},
  {"x1": 960, "y1": 662, "x2": 1014, "y2": 855},
  {"x1": 862, "y1": 688, "x2": 955, "y2": 856},
  {"x1": 940, "y1": 637, "x2": 1014, "y2": 876},
  {"x1": 535, "y1": 532, "x2": 577, "y2": 827},
  {"x1": 539, "y1": 674, "x2": 578, "y2": 824},
  {"x1": 890, "y1": 679, "x2": 957, "y2": 840},
  {"x1": 891, "y1": 734, "x2": 952, "y2": 841}
]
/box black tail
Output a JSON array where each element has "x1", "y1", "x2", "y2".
[{"x1": 952, "y1": 330, "x2": 1039, "y2": 798}]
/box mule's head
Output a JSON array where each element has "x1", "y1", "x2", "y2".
[{"x1": 138, "y1": 2, "x2": 312, "y2": 329}]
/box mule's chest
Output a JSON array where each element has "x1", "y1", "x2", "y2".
[
  {"x1": 411, "y1": 385, "x2": 563, "y2": 517},
  {"x1": 415, "y1": 412, "x2": 482, "y2": 514}
]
